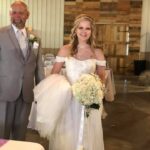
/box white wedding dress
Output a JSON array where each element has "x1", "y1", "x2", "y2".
[{"x1": 29, "y1": 56, "x2": 105, "y2": 150}]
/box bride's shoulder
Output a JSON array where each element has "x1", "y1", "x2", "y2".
[
  {"x1": 94, "y1": 48, "x2": 105, "y2": 60},
  {"x1": 57, "y1": 44, "x2": 71, "y2": 57}
]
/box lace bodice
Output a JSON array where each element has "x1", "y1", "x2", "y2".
[
  {"x1": 56, "y1": 56, "x2": 106, "y2": 84},
  {"x1": 65, "y1": 57, "x2": 96, "y2": 84}
]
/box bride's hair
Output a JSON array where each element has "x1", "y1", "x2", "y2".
[{"x1": 70, "y1": 14, "x2": 96, "y2": 56}]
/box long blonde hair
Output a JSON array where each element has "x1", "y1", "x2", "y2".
[{"x1": 70, "y1": 14, "x2": 96, "y2": 56}]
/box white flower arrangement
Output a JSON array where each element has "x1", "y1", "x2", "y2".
[
  {"x1": 72, "y1": 73, "x2": 104, "y2": 107},
  {"x1": 72, "y1": 73, "x2": 105, "y2": 117},
  {"x1": 29, "y1": 33, "x2": 39, "y2": 49}
]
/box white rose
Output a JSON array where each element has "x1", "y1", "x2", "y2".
[{"x1": 29, "y1": 34, "x2": 35, "y2": 40}]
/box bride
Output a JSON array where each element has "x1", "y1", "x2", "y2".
[{"x1": 31, "y1": 14, "x2": 106, "y2": 150}]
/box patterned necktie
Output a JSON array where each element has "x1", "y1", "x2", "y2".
[{"x1": 17, "y1": 30, "x2": 28, "y2": 57}]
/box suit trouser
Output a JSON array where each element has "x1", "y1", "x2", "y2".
[
  {"x1": 0, "y1": 93, "x2": 32, "y2": 140},
  {"x1": 0, "y1": 102, "x2": 7, "y2": 137}
]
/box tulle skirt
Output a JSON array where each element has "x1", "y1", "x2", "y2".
[{"x1": 28, "y1": 74, "x2": 104, "y2": 150}]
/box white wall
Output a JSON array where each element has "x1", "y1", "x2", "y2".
[
  {"x1": 140, "y1": 0, "x2": 150, "y2": 52},
  {"x1": 140, "y1": 0, "x2": 150, "y2": 69},
  {"x1": 0, "y1": 0, "x2": 64, "y2": 49}
]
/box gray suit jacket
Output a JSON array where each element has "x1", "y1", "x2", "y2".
[{"x1": 0, "y1": 25, "x2": 44, "y2": 103}]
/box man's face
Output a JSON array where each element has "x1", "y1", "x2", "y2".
[{"x1": 10, "y1": 3, "x2": 29, "y2": 29}]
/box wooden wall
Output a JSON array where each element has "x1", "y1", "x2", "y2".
[
  {"x1": 0, "y1": 0, "x2": 143, "y2": 73},
  {"x1": 64, "y1": 0, "x2": 143, "y2": 74}
]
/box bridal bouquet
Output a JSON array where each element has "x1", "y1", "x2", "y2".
[{"x1": 72, "y1": 73, "x2": 105, "y2": 107}]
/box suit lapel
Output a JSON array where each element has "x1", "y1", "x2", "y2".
[
  {"x1": 24, "y1": 29, "x2": 39, "y2": 62},
  {"x1": 26, "y1": 29, "x2": 39, "y2": 62},
  {"x1": 8, "y1": 26, "x2": 25, "y2": 63},
  {"x1": 26, "y1": 30, "x2": 32, "y2": 61}
]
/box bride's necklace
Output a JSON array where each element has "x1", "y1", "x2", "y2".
[
  {"x1": 75, "y1": 45, "x2": 94, "y2": 60},
  {"x1": 77, "y1": 44, "x2": 90, "y2": 50}
]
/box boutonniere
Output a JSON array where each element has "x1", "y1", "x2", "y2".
[{"x1": 29, "y1": 33, "x2": 39, "y2": 49}]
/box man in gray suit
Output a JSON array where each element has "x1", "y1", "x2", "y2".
[{"x1": 0, "y1": 1, "x2": 44, "y2": 140}]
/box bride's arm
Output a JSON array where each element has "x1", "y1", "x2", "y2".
[
  {"x1": 51, "y1": 62, "x2": 64, "y2": 74},
  {"x1": 51, "y1": 45, "x2": 70, "y2": 74},
  {"x1": 94, "y1": 48, "x2": 106, "y2": 83}
]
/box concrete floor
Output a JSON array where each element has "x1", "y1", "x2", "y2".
[
  {"x1": 26, "y1": 75, "x2": 150, "y2": 150},
  {"x1": 103, "y1": 92, "x2": 150, "y2": 150}
]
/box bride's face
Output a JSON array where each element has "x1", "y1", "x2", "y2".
[{"x1": 76, "y1": 20, "x2": 91, "y2": 42}]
